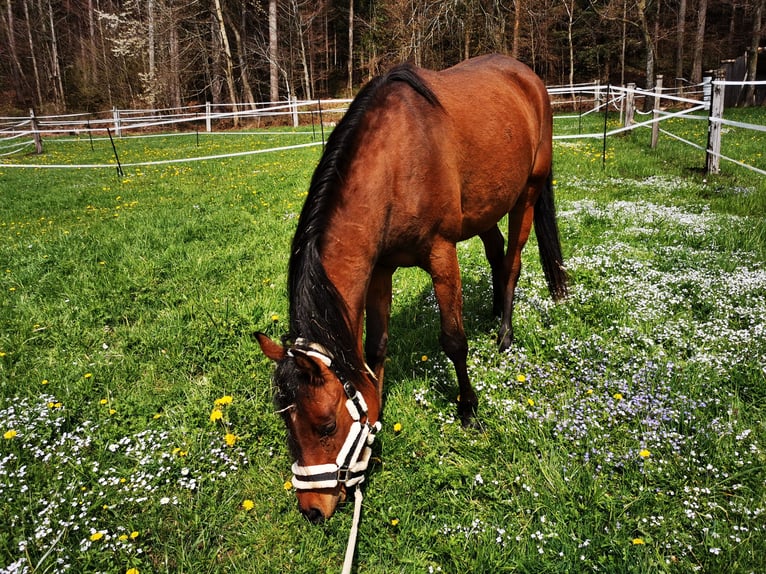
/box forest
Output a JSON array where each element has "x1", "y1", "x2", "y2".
[{"x1": 0, "y1": 0, "x2": 764, "y2": 114}]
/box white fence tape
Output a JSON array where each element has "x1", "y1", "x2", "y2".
[{"x1": 0, "y1": 83, "x2": 763, "y2": 175}]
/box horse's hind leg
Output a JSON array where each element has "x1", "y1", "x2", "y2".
[
  {"x1": 480, "y1": 225, "x2": 506, "y2": 317},
  {"x1": 498, "y1": 193, "x2": 537, "y2": 352},
  {"x1": 427, "y1": 240, "x2": 477, "y2": 426}
]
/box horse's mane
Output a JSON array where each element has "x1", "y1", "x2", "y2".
[{"x1": 282, "y1": 63, "x2": 440, "y2": 392}]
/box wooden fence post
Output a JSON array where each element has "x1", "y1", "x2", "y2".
[
  {"x1": 651, "y1": 75, "x2": 663, "y2": 149},
  {"x1": 624, "y1": 83, "x2": 636, "y2": 128},
  {"x1": 29, "y1": 109, "x2": 43, "y2": 154},
  {"x1": 594, "y1": 80, "x2": 601, "y2": 111},
  {"x1": 291, "y1": 96, "x2": 299, "y2": 127},
  {"x1": 706, "y1": 69, "x2": 725, "y2": 175}
]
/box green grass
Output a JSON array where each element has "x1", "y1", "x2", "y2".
[{"x1": 1, "y1": 112, "x2": 765, "y2": 573}]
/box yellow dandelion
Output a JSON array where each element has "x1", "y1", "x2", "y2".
[
  {"x1": 153, "y1": 413, "x2": 162, "y2": 419},
  {"x1": 639, "y1": 449, "x2": 651, "y2": 459},
  {"x1": 390, "y1": 518, "x2": 400, "y2": 527},
  {"x1": 242, "y1": 499, "x2": 255, "y2": 511},
  {"x1": 421, "y1": 355, "x2": 428, "y2": 362},
  {"x1": 632, "y1": 538, "x2": 645, "y2": 545},
  {"x1": 283, "y1": 480, "x2": 293, "y2": 491},
  {"x1": 517, "y1": 374, "x2": 526, "y2": 383},
  {"x1": 118, "y1": 534, "x2": 129, "y2": 541},
  {"x1": 100, "y1": 399, "x2": 108, "y2": 405},
  {"x1": 613, "y1": 393, "x2": 623, "y2": 400},
  {"x1": 271, "y1": 314, "x2": 280, "y2": 322},
  {"x1": 129, "y1": 531, "x2": 139, "y2": 540},
  {"x1": 84, "y1": 373, "x2": 93, "y2": 379},
  {"x1": 527, "y1": 398, "x2": 535, "y2": 407},
  {"x1": 586, "y1": 388, "x2": 594, "y2": 395},
  {"x1": 3, "y1": 429, "x2": 17, "y2": 440},
  {"x1": 90, "y1": 531, "x2": 104, "y2": 542},
  {"x1": 109, "y1": 408, "x2": 117, "y2": 415},
  {"x1": 214, "y1": 395, "x2": 233, "y2": 407},
  {"x1": 41, "y1": 379, "x2": 49, "y2": 385},
  {"x1": 393, "y1": 422, "x2": 402, "y2": 433},
  {"x1": 126, "y1": 568, "x2": 140, "y2": 574},
  {"x1": 224, "y1": 433, "x2": 238, "y2": 447},
  {"x1": 210, "y1": 408, "x2": 223, "y2": 422}
]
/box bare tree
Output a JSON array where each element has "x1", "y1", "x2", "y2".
[
  {"x1": 269, "y1": 0, "x2": 279, "y2": 101},
  {"x1": 740, "y1": 0, "x2": 764, "y2": 106},
  {"x1": 690, "y1": 0, "x2": 708, "y2": 84},
  {"x1": 675, "y1": 0, "x2": 687, "y2": 86}
]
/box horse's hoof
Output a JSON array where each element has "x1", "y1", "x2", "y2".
[
  {"x1": 458, "y1": 401, "x2": 479, "y2": 429},
  {"x1": 497, "y1": 332, "x2": 514, "y2": 353}
]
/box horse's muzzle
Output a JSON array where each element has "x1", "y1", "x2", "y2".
[{"x1": 297, "y1": 486, "x2": 345, "y2": 524}]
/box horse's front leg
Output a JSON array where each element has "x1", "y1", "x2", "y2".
[
  {"x1": 365, "y1": 265, "x2": 394, "y2": 402},
  {"x1": 428, "y1": 241, "x2": 477, "y2": 426}
]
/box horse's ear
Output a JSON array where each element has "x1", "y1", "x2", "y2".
[
  {"x1": 254, "y1": 332, "x2": 286, "y2": 362},
  {"x1": 289, "y1": 349, "x2": 324, "y2": 380}
]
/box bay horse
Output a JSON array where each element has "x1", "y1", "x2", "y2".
[{"x1": 256, "y1": 54, "x2": 567, "y2": 524}]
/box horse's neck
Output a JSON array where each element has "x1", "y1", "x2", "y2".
[{"x1": 319, "y1": 210, "x2": 381, "y2": 343}]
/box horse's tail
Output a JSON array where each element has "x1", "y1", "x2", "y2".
[{"x1": 534, "y1": 170, "x2": 568, "y2": 301}]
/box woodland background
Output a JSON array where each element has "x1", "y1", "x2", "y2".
[{"x1": 1, "y1": 0, "x2": 764, "y2": 115}]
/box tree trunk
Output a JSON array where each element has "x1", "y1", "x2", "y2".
[
  {"x1": 675, "y1": 0, "x2": 687, "y2": 86},
  {"x1": 637, "y1": 0, "x2": 655, "y2": 90},
  {"x1": 232, "y1": 11, "x2": 256, "y2": 109},
  {"x1": 269, "y1": 0, "x2": 279, "y2": 102},
  {"x1": 347, "y1": 0, "x2": 354, "y2": 94},
  {"x1": 690, "y1": 0, "x2": 708, "y2": 85},
  {"x1": 740, "y1": 0, "x2": 764, "y2": 106},
  {"x1": 212, "y1": 0, "x2": 238, "y2": 117},
  {"x1": 47, "y1": 0, "x2": 65, "y2": 109},
  {"x1": 23, "y1": 0, "x2": 42, "y2": 107},
  {"x1": 511, "y1": 0, "x2": 522, "y2": 59}
]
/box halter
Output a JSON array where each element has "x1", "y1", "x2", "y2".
[
  {"x1": 287, "y1": 338, "x2": 382, "y2": 492},
  {"x1": 286, "y1": 339, "x2": 381, "y2": 574}
]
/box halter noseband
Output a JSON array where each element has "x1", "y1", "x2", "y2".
[{"x1": 287, "y1": 338, "x2": 382, "y2": 491}]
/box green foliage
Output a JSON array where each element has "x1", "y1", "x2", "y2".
[{"x1": 1, "y1": 115, "x2": 765, "y2": 573}]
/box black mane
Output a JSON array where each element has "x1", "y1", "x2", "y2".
[{"x1": 281, "y1": 63, "x2": 440, "y2": 392}]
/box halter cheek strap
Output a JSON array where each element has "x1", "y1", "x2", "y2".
[
  {"x1": 290, "y1": 382, "x2": 382, "y2": 490},
  {"x1": 287, "y1": 339, "x2": 382, "y2": 492}
]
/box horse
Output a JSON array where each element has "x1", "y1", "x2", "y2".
[{"x1": 255, "y1": 53, "x2": 567, "y2": 524}]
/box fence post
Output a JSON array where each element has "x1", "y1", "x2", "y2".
[
  {"x1": 706, "y1": 69, "x2": 725, "y2": 175},
  {"x1": 651, "y1": 75, "x2": 663, "y2": 149},
  {"x1": 29, "y1": 109, "x2": 43, "y2": 154},
  {"x1": 624, "y1": 83, "x2": 636, "y2": 128},
  {"x1": 206, "y1": 102, "x2": 212, "y2": 132},
  {"x1": 594, "y1": 80, "x2": 601, "y2": 111},
  {"x1": 291, "y1": 96, "x2": 299, "y2": 127},
  {"x1": 112, "y1": 107, "x2": 121, "y2": 138}
]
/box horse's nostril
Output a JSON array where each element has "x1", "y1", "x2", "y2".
[{"x1": 301, "y1": 506, "x2": 325, "y2": 524}]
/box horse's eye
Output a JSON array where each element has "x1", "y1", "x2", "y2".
[{"x1": 318, "y1": 421, "x2": 337, "y2": 437}]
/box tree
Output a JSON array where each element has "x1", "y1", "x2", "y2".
[
  {"x1": 740, "y1": 0, "x2": 764, "y2": 106},
  {"x1": 269, "y1": 0, "x2": 279, "y2": 102},
  {"x1": 690, "y1": 0, "x2": 708, "y2": 84}
]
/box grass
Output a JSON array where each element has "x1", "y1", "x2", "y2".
[{"x1": 1, "y1": 109, "x2": 765, "y2": 573}]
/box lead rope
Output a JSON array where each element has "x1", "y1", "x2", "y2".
[{"x1": 341, "y1": 488, "x2": 363, "y2": 574}]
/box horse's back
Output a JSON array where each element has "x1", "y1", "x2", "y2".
[{"x1": 422, "y1": 54, "x2": 553, "y2": 239}]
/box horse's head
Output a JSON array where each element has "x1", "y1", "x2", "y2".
[{"x1": 255, "y1": 333, "x2": 381, "y2": 524}]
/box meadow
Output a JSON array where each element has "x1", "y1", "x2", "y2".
[{"x1": 1, "y1": 108, "x2": 765, "y2": 573}]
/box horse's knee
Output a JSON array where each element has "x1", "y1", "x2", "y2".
[{"x1": 439, "y1": 331, "x2": 467, "y2": 364}]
